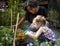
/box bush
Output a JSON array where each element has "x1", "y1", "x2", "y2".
[{"x1": 0, "y1": 26, "x2": 14, "y2": 46}]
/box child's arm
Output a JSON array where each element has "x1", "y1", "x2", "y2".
[
  {"x1": 26, "y1": 31, "x2": 36, "y2": 39},
  {"x1": 25, "y1": 27, "x2": 44, "y2": 39},
  {"x1": 24, "y1": 29, "x2": 37, "y2": 39},
  {"x1": 35, "y1": 27, "x2": 44, "y2": 38}
]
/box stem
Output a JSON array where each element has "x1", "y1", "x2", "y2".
[
  {"x1": 11, "y1": 8, "x2": 12, "y2": 29},
  {"x1": 13, "y1": 13, "x2": 19, "y2": 46}
]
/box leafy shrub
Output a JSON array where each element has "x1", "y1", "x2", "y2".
[{"x1": 0, "y1": 26, "x2": 14, "y2": 46}]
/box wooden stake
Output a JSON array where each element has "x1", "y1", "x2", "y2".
[{"x1": 13, "y1": 13, "x2": 19, "y2": 46}]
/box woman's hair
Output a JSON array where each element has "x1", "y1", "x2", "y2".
[
  {"x1": 25, "y1": 0, "x2": 38, "y2": 9},
  {"x1": 33, "y1": 15, "x2": 46, "y2": 25}
]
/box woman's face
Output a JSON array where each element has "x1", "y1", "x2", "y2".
[{"x1": 27, "y1": 6, "x2": 38, "y2": 14}]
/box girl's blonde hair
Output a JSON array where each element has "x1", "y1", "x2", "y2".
[{"x1": 33, "y1": 15, "x2": 46, "y2": 25}]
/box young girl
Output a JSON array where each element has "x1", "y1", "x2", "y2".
[{"x1": 24, "y1": 15, "x2": 56, "y2": 46}]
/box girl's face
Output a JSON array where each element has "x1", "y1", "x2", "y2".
[{"x1": 34, "y1": 22, "x2": 41, "y2": 29}]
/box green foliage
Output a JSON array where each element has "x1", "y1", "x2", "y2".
[
  {"x1": 34, "y1": 39, "x2": 40, "y2": 46},
  {"x1": 0, "y1": 26, "x2": 14, "y2": 46},
  {"x1": 0, "y1": 26, "x2": 28, "y2": 46},
  {"x1": 49, "y1": 9, "x2": 59, "y2": 21},
  {"x1": 40, "y1": 42, "x2": 50, "y2": 46},
  {"x1": 0, "y1": 0, "x2": 25, "y2": 26},
  {"x1": 33, "y1": 39, "x2": 50, "y2": 46}
]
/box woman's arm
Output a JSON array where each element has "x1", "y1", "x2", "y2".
[{"x1": 17, "y1": 16, "x2": 25, "y2": 26}]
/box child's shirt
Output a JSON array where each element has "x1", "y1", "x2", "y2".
[{"x1": 40, "y1": 26, "x2": 56, "y2": 42}]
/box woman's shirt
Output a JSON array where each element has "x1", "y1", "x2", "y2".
[{"x1": 25, "y1": 6, "x2": 47, "y2": 23}]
